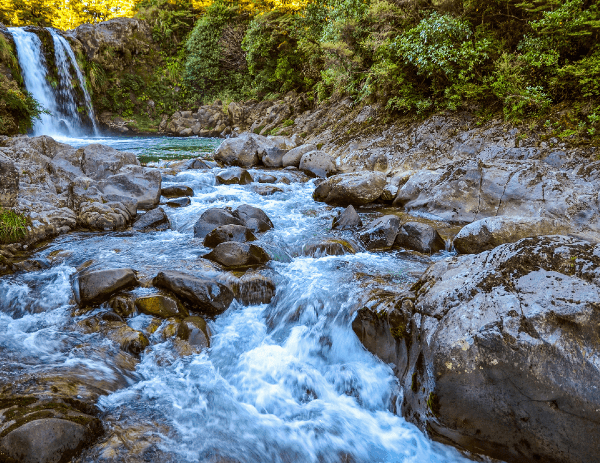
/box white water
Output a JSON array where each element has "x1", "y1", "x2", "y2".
[
  {"x1": 9, "y1": 27, "x2": 97, "y2": 136},
  {"x1": 0, "y1": 137, "x2": 468, "y2": 462}
]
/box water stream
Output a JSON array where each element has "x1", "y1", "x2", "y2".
[{"x1": 0, "y1": 137, "x2": 469, "y2": 462}]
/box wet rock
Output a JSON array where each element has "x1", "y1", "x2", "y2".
[
  {"x1": 313, "y1": 172, "x2": 386, "y2": 206},
  {"x1": 215, "y1": 167, "x2": 253, "y2": 185},
  {"x1": 74, "y1": 268, "x2": 138, "y2": 305},
  {"x1": 185, "y1": 158, "x2": 210, "y2": 170},
  {"x1": 253, "y1": 185, "x2": 283, "y2": 196},
  {"x1": 256, "y1": 174, "x2": 277, "y2": 183},
  {"x1": 166, "y1": 197, "x2": 191, "y2": 208},
  {"x1": 302, "y1": 238, "x2": 357, "y2": 257},
  {"x1": 0, "y1": 153, "x2": 18, "y2": 207},
  {"x1": 233, "y1": 271, "x2": 276, "y2": 305},
  {"x1": 394, "y1": 222, "x2": 446, "y2": 254},
  {"x1": 153, "y1": 270, "x2": 234, "y2": 315},
  {"x1": 299, "y1": 150, "x2": 336, "y2": 178},
  {"x1": 453, "y1": 216, "x2": 568, "y2": 254},
  {"x1": 282, "y1": 144, "x2": 317, "y2": 168},
  {"x1": 203, "y1": 224, "x2": 256, "y2": 248},
  {"x1": 132, "y1": 207, "x2": 170, "y2": 231},
  {"x1": 77, "y1": 200, "x2": 134, "y2": 231},
  {"x1": 135, "y1": 294, "x2": 188, "y2": 319},
  {"x1": 109, "y1": 295, "x2": 136, "y2": 318},
  {"x1": 78, "y1": 315, "x2": 149, "y2": 355},
  {"x1": 161, "y1": 185, "x2": 193, "y2": 198},
  {"x1": 262, "y1": 147, "x2": 288, "y2": 167},
  {"x1": 193, "y1": 208, "x2": 245, "y2": 239},
  {"x1": 358, "y1": 215, "x2": 401, "y2": 251},
  {"x1": 98, "y1": 165, "x2": 162, "y2": 210},
  {"x1": 203, "y1": 242, "x2": 270, "y2": 269},
  {"x1": 396, "y1": 236, "x2": 600, "y2": 463},
  {"x1": 0, "y1": 414, "x2": 102, "y2": 463},
  {"x1": 232, "y1": 204, "x2": 274, "y2": 233},
  {"x1": 79, "y1": 144, "x2": 139, "y2": 180},
  {"x1": 332, "y1": 205, "x2": 362, "y2": 230},
  {"x1": 177, "y1": 316, "x2": 211, "y2": 348}
]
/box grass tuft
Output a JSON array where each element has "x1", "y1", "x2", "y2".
[{"x1": 0, "y1": 208, "x2": 27, "y2": 244}]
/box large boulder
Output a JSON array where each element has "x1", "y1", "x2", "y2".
[
  {"x1": 134, "y1": 294, "x2": 188, "y2": 319},
  {"x1": 161, "y1": 185, "x2": 193, "y2": 198},
  {"x1": 98, "y1": 165, "x2": 161, "y2": 210},
  {"x1": 79, "y1": 144, "x2": 139, "y2": 180},
  {"x1": 394, "y1": 222, "x2": 446, "y2": 254},
  {"x1": 282, "y1": 144, "x2": 317, "y2": 168},
  {"x1": 299, "y1": 150, "x2": 336, "y2": 178},
  {"x1": 193, "y1": 208, "x2": 245, "y2": 239},
  {"x1": 203, "y1": 242, "x2": 270, "y2": 268},
  {"x1": 203, "y1": 224, "x2": 256, "y2": 248},
  {"x1": 213, "y1": 133, "x2": 273, "y2": 167},
  {"x1": 77, "y1": 200, "x2": 135, "y2": 231},
  {"x1": 153, "y1": 270, "x2": 234, "y2": 315},
  {"x1": 262, "y1": 147, "x2": 288, "y2": 167},
  {"x1": 74, "y1": 268, "x2": 138, "y2": 305},
  {"x1": 232, "y1": 204, "x2": 274, "y2": 233},
  {"x1": 132, "y1": 207, "x2": 170, "y2": 231},
  {"x1": 215, "y1": 167, "x2": 253, "y2": 185},
  {"x1": 358, "y1": 215, "x2": 401, "y2": 251},
  {"x1": 231, "y1": 271, "x2": 276, "y2": 305},
  {"x1": 359, "y1": 236, "x2": 600, "y2": 463},
  {"x1": 0, "y1": 153, "x2": 18, "y2": 207},
  {"x1": 393, "y1": 159, "x2": 600, "y2": 240},
  {"x1": 313, "y1": 172, "x2": 387, "y2": 206},
  {"x1": 453, "y1": 216, "x2": 568, "y2": 254}
]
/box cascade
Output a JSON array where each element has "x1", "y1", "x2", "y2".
[{"x1": 9, "y1": 27, "x2": 98, "y2": 136}]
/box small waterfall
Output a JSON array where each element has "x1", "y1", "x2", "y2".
[{"x1": 9, "y1": 27, "x2": 98, "y2": 137}]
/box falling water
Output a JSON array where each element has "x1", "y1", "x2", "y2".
[{"x1": 9, "y1": 27, "x2": 98, "y2": 136}]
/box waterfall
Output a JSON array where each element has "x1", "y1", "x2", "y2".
[{"x1": 9, "y1": 27, "x2": 98, "y2": 137}]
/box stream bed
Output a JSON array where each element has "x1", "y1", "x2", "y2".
[{"x1": 0, "y1": 136, "x2": 470, "y2": 463}]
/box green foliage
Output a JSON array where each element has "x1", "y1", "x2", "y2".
[
  {"x1": 0, "y1": 208, "x2": 28, "y2": 244},
  {"x1": 0, "y1": 75, "x2": 44, "y2": 135}
]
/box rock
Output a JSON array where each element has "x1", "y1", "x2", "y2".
[
  {"x1": 193, "y1": 208, "x2": 245, "y2": 239},
  {"x1": 227, "y1": 102, "x2": 245, "y2": 127},
  {"x1": 203, "y1": 224, "x2": 256, "y2": 248},
  {"x1": 299, "y1": 150, "x2": 336, "y2": 178},
  {"x1": 332, "y1": 205, "x2": 362, "y2": 230},
  {"x1": 262, "y1": 147, "x2": 288, "y2": 167},
  {"x1": 0, "y1": 154, "x2": 18, "y2": 207},
  {"x1": 79, "y1": 144, "x2": 139, "y2": 180},
  {"x1": 132, "y1": 207, "x2": 170, "y2": 231},
  {"x1": 313, "y1": 172, "x2": 387, "y2": 206},
  {"x1": 98, "y1": 165, "x2": 161, "y2": 210},
  {"x1": 166, "y1": 197, "x2": 191, "y2": 208},
  {"x1": 358, "y1": 215, "x2": 401, "y2": 251},
  {"x1": 215, "y1": 167, "x2": 253, "y2": 185},
  {"x1": 394, "y1": 222, "x2": 446, "y2": 254},
  {"x1": 256, "y1": 174, "x2": 277, "y2": 183},
  {"x1": 233, "y1": 271, "x2": 276, "y2": 305},
  {"x1": 232, "y1": 204, "x2": 274, "y2": 233},
  {"x1": 74, "y1": 268, "x2": 138, "y2": 305},
  {"x1": 105, "y1": 323, "x2": 149, "y2": 355},
  {"x1": 185, "y1": 158, "x2": 210, "y2": 170},
  {"x1": 161, "y1": 185, "x2": 193, "y2": 197},
  {"x1": 135, "y1": 294, "x2": 188, "y2": 319},
  {"x1": 0, "y1": 417, "x2": 101, "y2": 463},
  {"x1": 213, "y1": 133, "x2": 266, "y2": 167},
  {"x1": 109, "y1": 295, "x2": 136, "y2": 318},
  {"x1": 397, "y1": 236, "x2": 600, "y2": 463},
  {"x1": 253, "y1": 185, "x2": 283, "y2": 196},
  {"x1": 77, "y1": 200, "x2": 134, "y2": 231},
  {"x1": 153, "y1": 270, "x2": 234, "y2": 315},
  {"x1": 282, "y1": 144, "x2": 317, "y2": 168},
  {"x1": 203, "y1": 242, "x2": 270, "y2": 269},
  {"x1": 368, "y1": 152, "x2": 388, "y2": 172},
  {"x1": 453, "y1": 216, "x2": 568, "y2": 254},
  {"x1": 302, "y1": 238, "x2": 357, "y2": 257},
  {"x1": 177, "y1": 316, "x2": 211, "y2": 348}
]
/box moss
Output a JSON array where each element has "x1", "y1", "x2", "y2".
[
  {"x1": 390, "y1": 322, "x2": 407, "y2": 340},
  {"x1": 427, "y1": 392, "x2": 441, "y2": 417},
  {"x1": 411, "y1": 372, "x2": 418, "y2": 393},
  {"x1": 316, "y1": 143, "x2": 323, "y2": 149},
  {"x1": 254, "y1": 124, "x2": 265, "y2": 134}
]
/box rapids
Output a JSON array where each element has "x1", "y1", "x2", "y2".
[{"x1": 0, "y1": 136, "x2": 470, "y2": 463}]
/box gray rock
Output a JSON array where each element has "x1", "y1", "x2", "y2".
[
  {"x1": 358, "y1": 215, "x2": 401, "y2": 251},
  {"x1": 232, "y1": 271, "x2": 276, "y2": 305},
  {"x1": 262, "y1": 147, "x2": 288, "y2": 167},
  {"x1": 98, "y1": 165, "x2": 161, "y2": 210},
  {"x1": 253, "y1": 185, "x2": 283, "y2": 196},
  {"x1": 161, "y1": 185, "x2": 193, "y2": 197},
  {"x1": 74, "y1": 268, "x2": 138, "y2": 305},
  {"x1": 299, "y1": 150, "x2": 336, "y2": 178},
  {"x1": 79, "y1": 144, "x2": 138, "y2": 180},
  {"x1": 177, "y1": 316, "x2": 211, "y2": 348},
  {"x1": 0, "y1": 418, "x2": 100, "y2": 463},
  {"x1": 215, "y1": 167, "x2": 253, "y2": 185},
  {"x1": 153, "y1": 270, "x2": 234, "y2": 315},
  {"x1": 203, "y1": 242, "x2": 270, "y2": 268},
  {"x1": 0, "y1": 153, "x2": 18, "y2": 207},
  {"x1": 214, "y1": 133, "x2": 268, "y2": 167},
  {"x1": 133, "y1": 207, "x2": 170, "y2": 231},
  {"x1": 256, "y1": 174, "x2": 277, "y2": 183},
  {"x1": 193, "y1": 208, "x2": 245, "y2": 239},
  {"x1": 394, "y1": 222, "x2": 446, "y2": 253},
  {"x1": 203, "y1": 224, "x2": 256, "y2": 248},
  {"x1": 332, "y1": 205, "x2": 362, "y2": 230},
  {"x1": 282, "y1": 144, "x2": 317, "y2": 168},
  {"x1": 232, "y1": 204, "x2": 274, "y2": 233},
  {"x1": 368, "y1": 152, "x2": 388, "y2": 172},
  {"x1": 77, "y1": 200, "x2": 134, "y2": 231},
  {"x1": 453, "y1": 216, "x2": 568, "y2": 254},
  {"x1": 185, "y1": 158, "x2": 210, "y2": 170},
  {"x1": 313, "y1": 172, "x2": 387, "y2": 206},
  {"x1": 166, "y1": 197, "x2": 191, "y2": 208},
  {"x1": 302, "y1": 238, "x2": 357, "y2": 257}
]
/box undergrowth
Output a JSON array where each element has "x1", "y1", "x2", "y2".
[{"x1": 0, "y1": 209, "x2": 28, "y2": 244}]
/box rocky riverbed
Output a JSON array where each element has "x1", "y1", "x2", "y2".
[{"x1": 0, "y1": 127, "x2": 599, "y2": 463}]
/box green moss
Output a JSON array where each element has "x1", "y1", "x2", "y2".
[
  {"x1": 390, "y1": 322, "x2": 407, "y2": 340},
  {"x1": 254, "y1": 125, "x2": 265, "y2": 134},
  {"x1": 411, "y1": 372, "x2": 418, "y2": 393},
  {"x1": 316, "y1": 143, "x2": 323, "y2": 149},
  {"x1": 427, "y1": 392, "x2": 441, "y2": 417},
  {"x1": 281, "y1": 119, "x2": 294, "y2": 127}
]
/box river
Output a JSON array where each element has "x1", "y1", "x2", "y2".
[{"x1": 0, "y1": 136, "x2": 470, "y2": 462}]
